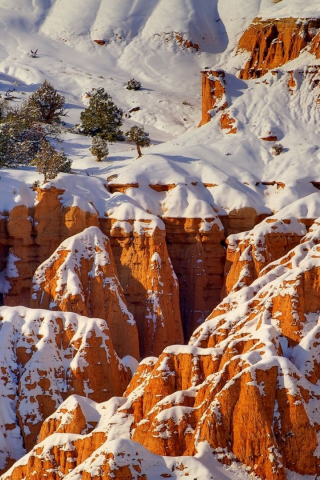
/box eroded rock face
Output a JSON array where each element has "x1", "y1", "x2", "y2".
[
  {"x1": 3, "y1": 187, "x2": 99, "y2": 307},
  {"x1": 238, "y1": 17, "x2": 320, "y2": 79},
  {"x1": 31, "y1": 226, "x2": 140, "y2": 360},
  {"x1": 0, "y1": 306, "x2": 131, "y2": 473},
  {"x1": 163, "y1": 217, "x2": 226, "y2": 339},
  {"x1": 8, "y1": 217, "x2": 320, "y2": 479},
  {"x1": 199, "y1": 69, "x2": 227, "y2": 126},
  {"x1": 101, "y1": 215, "x2": 184, "y2": 358},
  {"x1": 223, "y1": 216, "x2": 306, "y2": 297}
]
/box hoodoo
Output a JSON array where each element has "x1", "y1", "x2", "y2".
[{"x1": 2, "y1": 0, "x2": 320, "y2": 479}]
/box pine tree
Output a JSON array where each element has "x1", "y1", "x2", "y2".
[
  {"x1": 80, "y1": 88, "x2": 123, "y2": 141},
  {"x1": 26, "y1": 80, "x2": 66, "y2": 124},
  {"x1": 31, "y1": 141, "x2": 72, "y2": 182},
  {"x1": 126, "y1": 125, "x2": 150, "y2": 157},
  {"x1": 90, "y1": 136, "x2": 109, "y2": 161}
]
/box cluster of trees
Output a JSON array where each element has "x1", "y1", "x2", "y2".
[
  {"x1": 82, "y1": 86, "x2": 150, "y2": 161},
  {"x1": 0, "y1": 77, "x2": 150, "y2": 180},
  {"x1": 0, "y1": 80, "x2": 71, "y2": 181}
]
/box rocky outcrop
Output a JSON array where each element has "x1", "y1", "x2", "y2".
[
  {"x1": 100, "y1": 196, "x2": 184, "y2": 357},
  {"x1": 31, "y1": 226, "x2": 140, "y2": 360},
  {"x1": 199, "y1": 69, "x2": 227, "y2": 126},
  {"x1": 199, "y1": 70, "x2": 236, "y2": 130},
  {"x1": 0, "y1": 306, "x2": 131, "y2": 473},
  {"x1": 7, "y1": 216, "x2": 320, "y2": 478},
  {"x1": 2, "y1": 187, "x2": 98, "y2": 307},
  {"x1": 238, "y1": 17, "x2": 320, "y2": 79},
  {"x1": 223, "y1": 215, "x2": 306, "y2": 296},
  {"x1": 163, "y1": 217, "x2": 226, "y2": 338},
  {"x1": 0, "y1": 187, "x2": 183, "y2": 357},
  {"x1": 38, "y1": 395, "x2": 104, "y2": 442}
]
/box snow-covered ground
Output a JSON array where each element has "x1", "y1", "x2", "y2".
[{"x1": 1, "y1": 0, "x2": 320, "y2": 221}]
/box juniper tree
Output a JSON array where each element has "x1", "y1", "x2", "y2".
[
  {"x1": 26, "y1": 80, "x2": 66, "y2": 124},
  {"x1": 31, "y1": 141, "x2": 72, "y2": 183},
  {"x1": 90, "y1": 136, "x2": 109, "y2": 161},
  {"x1": 126, "y1": 78, "x2": 141, "y2": 91},
  {"x1": 126, "y1": 125, "x2": 150, "y2": 158},
  {"x1": 0, "y1": 102, "x2": 47, "y2": 167},
  {"x1": 80, "y1": 88, "x2": 123, "y2": 141},
  {"x1": 0, "y1": 88, "x2": 63, "y2": 167}
]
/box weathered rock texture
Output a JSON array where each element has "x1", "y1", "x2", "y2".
[
  {"x1": 31, "y1": 226, "x2": 140, "y2": 360},
  {"x1": 238, "y1": 17, "x2": 320, "y2": 79},
  {"x1": 100, "y1": 213, "x2": 184, "y2": 358},
  {"x1": 0, "y1": 187, "x2": 184, "y2": 358},
  {"x1": 223, "y1": 215, "x2": 307, "y2": 297},
  {"x1": 0, "y1": 306, "x2": 131, "y2": 473},
  {"x1": 2, "y1": 187, "x2": 99, "y2": 307},
  {"x1": 199, "y1": 69, "x2": 237, "y2": 130},
  {"x1": 7, "y1": 217, "x2": 320, "y2": 479},
  {"x1": 163, "y1": 217, "x2": 226, "y2": 338},
  {"x1": 199, "y1": 69, "x2": 227, "y2": 126}
]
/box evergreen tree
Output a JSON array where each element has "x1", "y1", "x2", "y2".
[
  {"x1": 0, "y1": 106, "x2": 45, "y2": 167},
  {"x1": 0, "y1": 90, "x2": 63, "y2": 167},
  {"x1": 31, "y1": 141, "x2": 72, "y2": 182},
  {"x1": 80, "y1": 88, "x2": 123, "y2": 141},
  {"x1": 26, "y1": 80, "x2": 66, "y2": 124},
  {"x1": 126, "y1": 125, "x2": 150, "y2": 157},
  {"x1": 126, "y1": 78, "x2": 141, "y2": 91},
  {"x1": 90, "y1": 136, "x2": 109, "y2": 161}
]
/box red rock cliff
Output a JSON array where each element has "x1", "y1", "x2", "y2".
[{"x1": 238, "y1": 17, "x2": 320, "y2": 79}]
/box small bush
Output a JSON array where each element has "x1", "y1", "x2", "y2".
[
  {"x1": 271, "y1": 143, "x2": 284, "y2": 156},
  {"x1": 90, "y1": 136, "x2": 109, "y2": 161},
  {"x1": 126, "y1": 78, "x2": 141, "y2": 91}
]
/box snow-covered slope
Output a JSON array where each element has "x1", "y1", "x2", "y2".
[{"x1": 1, "y1": 0, "x2": 320, "y2": 220}]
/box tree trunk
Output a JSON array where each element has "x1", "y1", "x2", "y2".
[{"x1": 137, "y1": 144, "x2": 142, "y2": 158}]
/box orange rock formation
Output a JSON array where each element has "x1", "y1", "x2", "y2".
[
  {"x1": 101, "y1": 216, "x2": 184, "y2": 357},
  {"x1": 31, "y1": 226, "x2": 140, "y2": 360},
  {"x1": 0, "y1": 306, "x2": 131, "y2": 473},
  {"x1": 222, "y1": 216, "x2": 306, "y2": 297},
  {"x1": 238, "y1": 18, "x2": 320, "y2": 79},
  {"x1": 199, "y1": 69, "x2": 228, "y2": 126},
  {"x1": 7, "y1": 217, "x2": 320, "y2": 479}
]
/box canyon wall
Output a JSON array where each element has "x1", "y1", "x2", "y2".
[
  {"x1": 0, "y1": 186, "x2": 266, "y2": 353},
  {"x1": 237, "y1": 17, "x2": 320, "y2": 79},
  {"x1": 8, "y1": 216, "x2": 320, "y2": 479}
]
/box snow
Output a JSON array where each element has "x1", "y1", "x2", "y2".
[
  {"x1": 0, "y1": 0, "x2": 320, "y2": 222},
  {"x1": 1, "y1": 0, "x2": 320, "y2": 478},
  {"x1": 4, "y1": 436, "x2": 261, "y2": 480},
  {"x1": 121, "y1": 355, "x2": 139, "y2": 375},
  {"x1": 0, "y1": 305, "x2": 128, "y2": 469}
]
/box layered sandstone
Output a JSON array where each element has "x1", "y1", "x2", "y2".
[
  {"x1": 238, "y1": 17, "x2": 320, "y2": 79},
  {"x1": 0, "y1": 306, "x2": 131, "y2": 473},
  {"x1": 223, "y1": 215, "x2": 306, "y2": 296},
  {"x1": 0, "y1": 187, "x2": 183, "y2": 358},
  {"x1": 2, "y1": 187, "x2": 98, "y2": 307},
  {"x1": 163, "y1": 217, "x2": 226, "y2": 338},
  {"x1": 6, "y1": 217, "x2": 320, "y2": 479},
  {"x1": 100, "y1": 196, "x2": 184, "y2": 357},
  {"x1": 31, "y1": 226, "x2": 140, "y2": 359}
]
